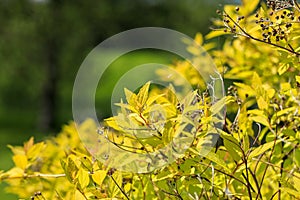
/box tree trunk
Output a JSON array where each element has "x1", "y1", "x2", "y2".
[{"x1": 38, "y1": 0, "x2": 61, "y2": 132}]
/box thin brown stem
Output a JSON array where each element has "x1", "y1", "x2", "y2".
[{"x1": 249, "y1": 169, "x2": 263, "y2": 199}]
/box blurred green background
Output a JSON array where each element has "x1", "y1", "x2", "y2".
[{"x1": 0, "y1": 0, "x2": 233, "y2": 198}]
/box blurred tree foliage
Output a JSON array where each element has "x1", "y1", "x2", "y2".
[{"x1": 0, "y1": 0, "x2": 220, "y2": 133}]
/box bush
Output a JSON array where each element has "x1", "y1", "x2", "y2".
[{"x1": 1, "y1": 0, "x2": 300, "y2": 199}]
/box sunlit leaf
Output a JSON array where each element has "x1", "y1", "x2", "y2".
[
  {"x1": 26, "y1": 142, "x2": 45, "y2": 161},
  {"x1": 92, "y1": 170, "x2": 107, "y2": 186},
  {"x1": 136, "y1": 81, "x2": 151, "y2": 109},
  {"x1": 12, "y1": 155, "x2": 27, "y2": 170},
  {"x1": 75, "y1": 190, "x2": 86, "y2": 200},
  {"x1": 77, "y1": 168, "x2": 90, "y2": 189},
  {"x1": 257, "y1": 96, "x2": 268, "y2": 110},
  {"x1": 248, "y1": 140, "x2": 280, "y2": 159}
]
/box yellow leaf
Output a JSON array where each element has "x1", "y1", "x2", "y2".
[
  {"x1": 3, "y1": 167, "x2": 24, "y2": 179},
  {"x1": 205, "y1": 30, "x2": 230, "y2": 40},
  {"x1": 124, "y1": 183, "x2": 132, "y2": 193},
  {"x1": 242, "y1": 0, "x2": 260, "y2": 16},
  {"x1": 12, "y1": 155, "x2": 28, "y2": 170},
  {"x1": 115, "y1": 102, "x2": 137, "y2": 113},
  {"x1": 92, "y1": 170, "x2": 107, "y2": 186},
  {"x1": 187, "y1": 46, "x2": 201, "y2": 55},
  {"x1": 282, "y1": 187, "x2": 300, "y2": 197},
  {"x1": 26, "y1": 142, "x2": 45, "y2": 160},
  {"x1": 251, "y1": 72, "x2": 262, "y2": 90},
  {"x1": 257, "y1": 96, "x2": 268, "y2": 110},
  {"x1": 24, "y1": 137, "x2": 34, "y2": 152},
  {"x1": 109, "y1": 172, "x2": 123, "y2": 197},
  {"x1": 7, "y1": 145, "x2": 24, "y2": 155},
  {"x1": 203, "y1": 43, "x2": 216, "y2": 51},
  {"x1": 74, "y1": 190, "x2": 86, "y2": 200},
  {"x1": 124, "y1": 88, "x2": 137, "y2": 106},
  {"x1": 234, "y1": 82, "x2": 255, "y2": 94},
  {"x1": 250, "y1": 115, "x2": 269, "y2": 127},
  {"x1": 248, "y1": 140, "x2": 280, "y2": 159},
  {"x1": 195, "y1": 147, "x2": 230, "y2": 173},
  {"x1": 248, "y1": 24, "x2": 261, "y2": 34},
  {"x1": 267, "y1": 88, "x2": 275, "y2": 99},
  {"x1": 210, "y1": 96, "x2": 227, "y2": 116},
  {"x1": 296, "y1": 76, "x2": 300, "y2": 84},
  {"x1": 281, "y1": 82, "x2": 291, "y2": 92},
  {"x1": 77, "y1": 168, "x2": 90, "y2": 189},
  {"x1": 136, "y1": 81, "x2": 151, "y2": 108},
  {"x1": 145, "y1": 94, "x2": 165, "y2": 107},
  {"x1": 275, "y1": 107, "x2": 296, "y2": 118},
  {"x1": 194, "y1": 33, "x2": 203, "y2": 45},
  {"x1": 278, "y1": 63, "x2": 289, "y2": 75},
  {"x1": 105, "y1": 116, "x2": 126, "y2": 131}
]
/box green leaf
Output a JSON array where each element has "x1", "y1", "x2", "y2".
[{"x1": 221, "y1": 133, "x2": 242, "y2": 162}]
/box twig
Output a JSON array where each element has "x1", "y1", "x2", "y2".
[
  {"x1": 109, "y1": 175, "x2": 130, "y2": 200},
  {"x1": 255, "y1": 130, "x2": 278, "y2": 200},
  {"x1": 1, "y1": 173, "x2": 66, "y2": 180}
]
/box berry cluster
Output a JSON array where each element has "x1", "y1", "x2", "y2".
[
  {"x1": 257, "y1": 9, "x2": 298, "y2": 43},
  {"x1": 266, "y1": 0, "x2": 296, "y2": 11},
  {"x1": 217, "y1": 2, "x2": 300, "y2": 57}
]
